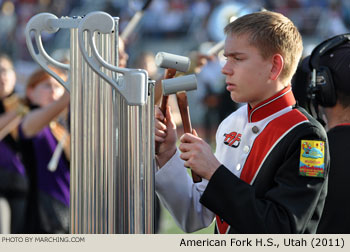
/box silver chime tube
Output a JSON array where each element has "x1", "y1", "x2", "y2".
[
  {"x1": 25, "y1": 12, "x2": 155, "y2": 234},
  {"x1": 115, "y1": 81, "x2": 155, "y2": 233}
]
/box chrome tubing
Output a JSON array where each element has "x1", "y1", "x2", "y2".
[{"x1": 25, "y1": 12, "x2": 155, "y2": 234}]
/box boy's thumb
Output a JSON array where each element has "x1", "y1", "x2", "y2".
[{"x1": 192, "y1": 128, "x2": 198, "y2": 137}]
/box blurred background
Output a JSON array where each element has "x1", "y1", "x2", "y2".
[
  {"x1": 1, "y1": 0, "x2": 349, "y2": 233},
  {"x1": 2, "y1": 0, "x2": 350, "y2": 128}
]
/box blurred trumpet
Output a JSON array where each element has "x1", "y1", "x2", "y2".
[{"x1": 0, "y1": 94, "x2": 28, "y2": 141}]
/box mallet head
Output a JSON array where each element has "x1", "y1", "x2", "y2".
[
  {"x1": 162, "y1": 74, "x2": 197, "y2": 95},
  {"x1": 155, "y1": 52, "x2": 190, "y2": 73}
]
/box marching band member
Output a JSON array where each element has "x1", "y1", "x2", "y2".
[
  {"x1": 154, "y1": 11, "x2": 329, "y2": 234},
  {"x1": 0, "y1": 53, "x2": 28, "y2": 233},
  {"x1": 18, "y1": 68, "x2": 70, "y2": 233}
]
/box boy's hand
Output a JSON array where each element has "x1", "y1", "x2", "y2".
[
  {"x1": 155, "y1": 105, "x2": 177, "y2": 167},
  {"x1": 179, "y1": 130, "x2": 221, "y2": 180}
]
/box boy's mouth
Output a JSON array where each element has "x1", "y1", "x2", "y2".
[{"x1": 226, "y1": 82, "x2": 236, "y2": 91}]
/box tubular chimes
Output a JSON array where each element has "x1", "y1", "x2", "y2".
[{"x1": 25, "y1": 11, "x2": 155, "y2": 234}]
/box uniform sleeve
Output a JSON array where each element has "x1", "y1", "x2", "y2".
[
  {"x1": 200, "y1": 125, "x2": 329, "y2": 233},
  {"x1": 155, "y1": 150, "x2": 215, "y2": 232}
]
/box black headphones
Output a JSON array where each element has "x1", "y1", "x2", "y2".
[{"x1": 308, "y1": 33, "x2": 350, "y2": 107}]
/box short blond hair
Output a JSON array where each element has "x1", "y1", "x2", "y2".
[{"x1": 224, "y1": 11, "x2": 303, "y2": 83}]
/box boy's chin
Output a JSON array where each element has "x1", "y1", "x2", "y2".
[{"x1": 230, "y1": 93, "x2": 241, "y2": 103}]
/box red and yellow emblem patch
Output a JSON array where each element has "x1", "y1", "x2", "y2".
[{"x1": 299, "y1": 140, "x2": 325, "y2": 178}]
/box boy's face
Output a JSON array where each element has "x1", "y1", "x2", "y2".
[{"x1": 222, "y1": 33, "x2": 275, "y2": 108}]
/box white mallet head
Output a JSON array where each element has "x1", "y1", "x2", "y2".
[
  {"x1": 162, "y1": 74, "x2": 197, "y2": 95},
  {"x1": 155, "y1": 52, "x2": 191, "y2": 73}
]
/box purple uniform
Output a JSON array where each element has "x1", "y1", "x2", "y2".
[
  {"x1": 0, "y1": 141, "x2": 26, "y2": 176},
  {"x1": 0, "y1": 99, "x2": 28, "y2": 233},
  {"x1": 18, "y1": 125, "x2": 69, "y2": 206},
  {"x1": 0, "y1": 100, "x2": 26, "y2": 176}
]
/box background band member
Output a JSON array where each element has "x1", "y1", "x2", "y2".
[{"x1": 19, "y1": 68, "x2": 70, "y2": 233}]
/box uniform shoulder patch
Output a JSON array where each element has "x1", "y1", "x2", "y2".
[{"x1": 299, "y1": 140, "x2": 325, "y2": 178}]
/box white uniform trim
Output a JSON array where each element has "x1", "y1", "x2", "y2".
[
  {"x1": 249, "y1": 89, "x2": 292, "y2": 122},
  {"x1": 215, "y1": 105, "x2": 293, "y2": 179}
]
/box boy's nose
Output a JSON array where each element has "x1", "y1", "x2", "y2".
[{"x1": 221, "y1": 63, "x2": 233, "y2": 76}]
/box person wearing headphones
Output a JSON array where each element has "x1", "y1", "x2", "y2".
[{"x1": 293, "y1": 34, "x2": 350, "y2": 233}]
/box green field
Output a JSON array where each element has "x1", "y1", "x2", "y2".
[{"x1": 158, "y1": 205, "x2": 215, "y2": 234}]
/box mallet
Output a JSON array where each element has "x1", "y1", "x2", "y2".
[
  {"x1": 155, "y1": 52, "x2": 191, "y2": 154},
  {"x1": 155, "y1": 52, "x2": 191, "y2": 114},
  {"x1": 162, "y1": 74, "x2": 202, "y2": 183}
]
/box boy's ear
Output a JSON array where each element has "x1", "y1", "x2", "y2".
[{"x1": 270, "y1": 54, "x2": 284, "y2": 81}]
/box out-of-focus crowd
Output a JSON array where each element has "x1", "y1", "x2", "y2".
[{"x1": 1, "y1": 0, "x2": 350, "y2": 61}]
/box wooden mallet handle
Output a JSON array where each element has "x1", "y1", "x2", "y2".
[
  {"x1": 155, "y1": 68, "x2": 177, "y2": 154},
  {"x1": 159, "y1": 68, "x2": 176, "y2": 114},
  {"x1": 176, "y1": 92, "x2": 202, "y2": 183}
]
